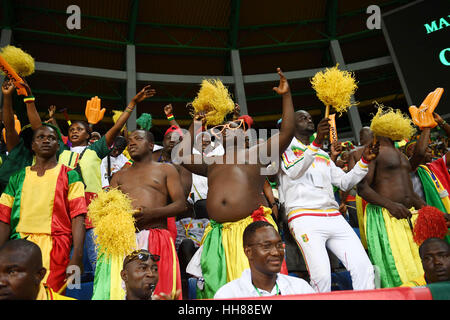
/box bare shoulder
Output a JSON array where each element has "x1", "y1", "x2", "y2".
[{"x1": 159, "y1": 162, "x2": 179, "y2": 174}]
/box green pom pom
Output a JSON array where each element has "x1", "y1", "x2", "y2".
[{"x1": 136, "y1": 113, "x2": 152, "y2": 131}]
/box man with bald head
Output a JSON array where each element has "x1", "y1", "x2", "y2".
[
  {"x1": 109, "y1": 129, "x2": 186, "y2": 299},
  {"x1": 0, "y1": 239, "x2": 74, "y2": 300}
]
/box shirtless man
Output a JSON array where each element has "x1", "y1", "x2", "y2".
[
  {"x1": 179, "y1": 68, "x2": 294, "y2": 298},
  {"x1": 357, "y1": 135, "x2": 427, "y2": 288},
  {"x1": 110, "y1": 130, "x2": 186, "y2": 299},
  {"x1": 152, "y1": 126, "x2": 192, "y2": 198}
]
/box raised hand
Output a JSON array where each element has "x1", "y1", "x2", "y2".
[
  {"x1": 164, "y1": 103, "x2": 173, "y2": 116},
  {"x1": 314, "y1": 117, "x2": 330, "y2": 145},
  {"x1": 234, "y1": 103, "x2": 241, "y2": 117},
  {"x1": 272, "y1": 68, "x2": 290, "y2": 96},
  {"x1": 409, "y1": 88, "x2": 443, "y2": 130},
  {"x1": 85, "y1": 96, "x2": 106, "y2": 125},
  {"x1": 1, "y1": 79, "x2": 15, "y2": 96},
  {"x1": 132, "y1": 85, "x2": 156, "y2": 104},
  {"x1": 362, "y1": 139, "x2": 380, "y2": 161},
  {"x1": 48, "y1": 105, "x2": 56, "y2": 118}
]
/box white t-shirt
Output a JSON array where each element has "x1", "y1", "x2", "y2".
[
  {"x1": 214, "y1": 268, "x2": 315, "y2": 299},
  {"x1": 101, "y1": 153, "x2": 129, "y2": 188}
]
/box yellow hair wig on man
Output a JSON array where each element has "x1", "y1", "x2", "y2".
[
  {"x1": 370, "y1": 102, "x2": 416, "y2": 141},
  {"x1": 191, "y1": 79, "x2": 235, "y2": 126}
]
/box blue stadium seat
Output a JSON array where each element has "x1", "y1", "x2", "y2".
[
  {"x1": 66, "y1": 281, "x2": 94, "y2": 300},
  {"x1": 331, "y1": 271, "x2": 353, "y2": 291},
  {"x1": 188, "y1": 277, "x2": 197, "y2": 299}
]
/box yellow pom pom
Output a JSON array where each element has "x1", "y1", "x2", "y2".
[
  {"x1": 88, "y1": 188, "x2": 137, "y2": 258},
  {"x1": 370, "y1": 102, "x2": 416, "y2": 141},
  {"x1": 0, "y1": 45, "x2": 35, "y2": 77},
  {"x1": 191, "y1": 79, "x2": 235, "y2": 126},
  {"x1": 311, "y1": 64, "x2": 358, "y2": 114},
  {"x1": 112, "y1": 110, "x2": 123, "y2": 124}
]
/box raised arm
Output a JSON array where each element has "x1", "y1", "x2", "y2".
[
  {"x1": 266, "y1": 68, "x2": 295, "y2": 156},
  {"x1": 409, "y1": 127, "x2": 430, "y2": 172},
  {"x1": 105, "y1": 85, "x2": 156, "y2": 147},
  {"x1": 163, "y1": 104, "x2": 181, "y2": 128},
  {"x1": 2, "y1": 80, "x2": 20, "y2": 151},
  {"x1": 21, "y1": 81, "x2": 43, "y2": 130},
  {"x1": 434, "y1": 112, "x2": 450, "y2": 137},
  {"x1": 174, "y1": 115, "x2": 209, "y2": 177}
]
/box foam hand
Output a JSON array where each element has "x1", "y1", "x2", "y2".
[
  {"x1": 409, "y1": 88, "x2": 443, "y2": 130},
  {"x1": 85, "y1": 96, "x2": 106, "y2": 125}
]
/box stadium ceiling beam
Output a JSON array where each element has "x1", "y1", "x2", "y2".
[
  {"x1": 325, "y1": 0, "x2": 338, "y2": 39},
  {"x1": 127, "y1": 0, "x2": 140, "y2": 44},
  {"x1": 34, "y1": 54, "x2": 392, "y2": 85},
  {"x1": 11, "y1": 26, "x2": 381, "y2": 53}
]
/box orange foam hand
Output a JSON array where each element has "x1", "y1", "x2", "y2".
[
  {"x1": 409, "y1": 88, "x2": 443, "y2": 130},
  {"x1": 0, "y1": 55, "x2": 28, "y2": 96},
  {"x1": 85, "y1": 96, "x2": 106, "y2": 125}
]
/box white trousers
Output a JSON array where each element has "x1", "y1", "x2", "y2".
[{"x1": 288, "y1": 214, "x2": 374, "y2": 293}]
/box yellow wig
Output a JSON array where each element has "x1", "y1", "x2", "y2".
[
  {"x1": 88, "y1": 188, "x2": 136, "y2": 258},
  {"x1": 370, "y1": 102, "x2": 416, "y2": 141},
  {"x1": 310, "y1": 64, "x2": 358, "y2": 114},
  {"x1": 0, "y1": 45, "x2": 35, "y2": 77},
  {"x1": 191, "y1": 79, "x2": 235, "y2": 126}
]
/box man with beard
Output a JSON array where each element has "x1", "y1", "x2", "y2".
[{"x1": 110, "y1": 130, "x2": 186, "y2": 299}]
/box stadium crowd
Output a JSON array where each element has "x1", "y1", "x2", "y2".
[{"x1": 0, "y1": 53, "x2": 449, "y2": 300}]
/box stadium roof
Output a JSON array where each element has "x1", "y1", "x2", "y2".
[{"x1": 1, "y1": 0, "x2": 415, "y2": 140}]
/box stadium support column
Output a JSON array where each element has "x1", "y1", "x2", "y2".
[
  {"x1": 230, "y1": 49, "x2": 248, "y2": 115},
  {"x1": 329, "y1": 39, "x2": 363, "y2": 144},
  {"x1": 126, "y1": 44, "x2": 137, "y2": 131},
  {"x1": 0, "y1": 28, "x2": 12, "y2": 104}
]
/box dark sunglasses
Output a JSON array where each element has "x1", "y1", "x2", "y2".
[{"x1": 124, "y1": 250, "x2": 160, "y2": 268}]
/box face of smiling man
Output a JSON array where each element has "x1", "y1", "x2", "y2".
[{"x1": 244, "y1": 225, "x2": 285, "y2": 276}]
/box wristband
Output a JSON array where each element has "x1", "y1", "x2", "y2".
[
  {"x1": 24, "y1": 96, "x2": 35, "y2": 104},
  {"x1": 440, "y1": 120, "x2": 447, "y2": 126},
  {"x1": 125, "y1": 106, "x2": 134, "y2": 113},
  {"x1": 166, "y1": 114, "x2": 175, "y2": 121},
  {"x1": 361, "y1": 155, "x2": 370, "y2": 165}
]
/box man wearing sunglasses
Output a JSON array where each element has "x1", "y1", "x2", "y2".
[
  {"x1": 176, "y1": 68, "x2": 295, "y2": 299},
  {"x1": 214, "y1": 221, "x2": 315, "y2": 299},
  {"x1": 120, "y1": 249, "x2": 181, "y2": 300}
]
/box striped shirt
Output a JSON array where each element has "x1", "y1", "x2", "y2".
[
  {"x1": 0, "y1": 164, "x2": 86, "y2": 238},
  {"x1": 279, "y1": 137, "x2": 369, "y2": 221}
]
